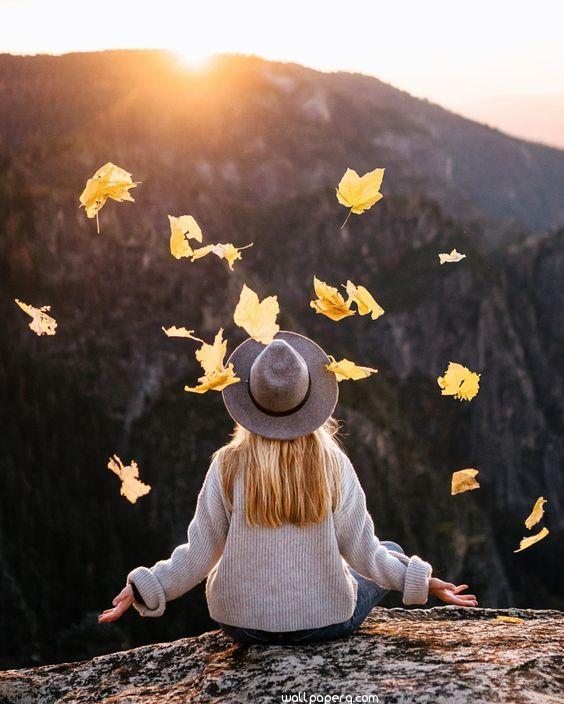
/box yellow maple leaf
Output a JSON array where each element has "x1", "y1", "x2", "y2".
[
  {"x1": 336, "y1": 167, "x2": 384, "y2": 228},
  {"x1": 184, "y1": 329, "x2": 240, "y2": 394},
  {"x1": 233, "y1": 284, "x2": 280, "y2": 344},
  {"x1": 162, "y1": 326, "x2": 201, "y2": 339},
  {"x1": 107, "y1": 454, "x2": 151, "y2": 504},
  {"x1": 514, "y1": 527, "x2": 549, "y2": 553},
  {"x1": 191, "y1": 242, "x2": 253, "y2": 270},
  {"x1": 326, "y1": 355, "x2": 378, "y2": 382},
  {"x1": 495, "y1": 615, "x2": 524, "y2": 624},
  {"x1": 345, "y1": 281, "x2": 385, "y2": 320},
  {"x1": 524, "y1": 497, "x2": 547, "y2": 530},
  {"x1": 437, "y1": 362, "x2": 481, "y2": 401},
  {"x1": 169, "y1": 215, "x2": 203, "y2": 259},
  {"x1": 79, "y1": 162, "x2": 138, "y2": 233},
  {"x1": 15, "y1": 299, "x2": 57, "y2": 336},
  {"x1": 438, "y1": 249, "x2": 466, "y2": 265},
  {"x1": 451, "y1": 468, "x2": 480, "y2": 495},
  {"x1": 310, "y1": 277, "x2": 355, "y2": 321},
  {"x1": 185, "y1": 366, "x2": 240, "y2": 394}
]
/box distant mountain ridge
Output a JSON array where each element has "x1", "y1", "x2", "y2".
[
  {"x1": 0, "y1": 50, "x2": 562, "y2": 669},
  {"x1": 0, "y1": 50, "x2": 563, "y2": 234}
]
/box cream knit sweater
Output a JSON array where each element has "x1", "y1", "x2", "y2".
[{"x1": 127, "y1": 450, "x2": 433, "y2": 631}]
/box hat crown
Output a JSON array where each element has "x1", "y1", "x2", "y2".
[{"x1": 249, "y1": 339, "x2": 310, "y2": 414}]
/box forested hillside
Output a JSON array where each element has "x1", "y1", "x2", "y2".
[{"x1": 0, "y1": 50, "x2": 562, "y2": 668}]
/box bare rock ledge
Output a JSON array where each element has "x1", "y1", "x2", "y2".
[{"x1": 1, "y1": 607, "x2": 562, "y2": 704}]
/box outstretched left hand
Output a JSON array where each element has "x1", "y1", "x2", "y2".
[{"x1": 428, "y1": 578, "x2": 478, "y2": 607}]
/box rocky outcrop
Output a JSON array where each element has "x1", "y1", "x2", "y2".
[{"x1": 1, "y1": 607, "x2": 562, "y2": 703}]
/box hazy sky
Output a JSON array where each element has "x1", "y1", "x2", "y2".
[{"x1": 1, "y1": 0, "x2": 563, "y2": 109}]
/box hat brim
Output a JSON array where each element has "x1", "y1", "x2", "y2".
[{"x1": 222, "y1": 331, "x2": 339, "y2": 440}]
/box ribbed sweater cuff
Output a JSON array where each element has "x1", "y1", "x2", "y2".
[
  {"x1": 127, "y1": 566, "x2": 166, "y2": 618},
  {"x1": 402, "y1": 556, "x2": 432, "y2": 605}
]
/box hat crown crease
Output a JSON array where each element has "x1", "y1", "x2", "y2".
[{"x1": 249, "y1": 340, "x2": 309, "y2": 413}]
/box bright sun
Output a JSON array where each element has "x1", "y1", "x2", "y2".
[{"x1": 175, "y1": 49, "x2": 214, "y2": 71}]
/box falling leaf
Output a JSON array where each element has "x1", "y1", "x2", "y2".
[
  {"x1": 233, "y1": 284, "x2": 280, "y2": 344},
  {"x1": 326, "y1": 355, "x2": 378, "y2": 382},
  {"x1": 185, "y1": 367, "x2": 240, "y2": 394},
  {"x1": 345, "y1": 281, "x2": 385, "y2": 320},
  {"x1": 162, "y1": 326, "x2": 201, "y2": 339},
  {"x1": 438, "y1": 362, "x2": 481, "y2": 401},
  {"x1": 310, "y1": 277, "x2": 355, "y2": 321},
  {"x1": 514, "y1": 527, "x2": 549, "y2": 553},
  {"x1": 191, "y1": 242, "x2": 253, "y2": 270},
  {"x1": 15, "y1": 299, "x2": 57, "y2": 336},
  {"x1": 184, "y1": 328, "x2": 240, "y2": 394},
  {"x1": 524, "y1": 497, "x2": 547, "y2": 530},
  {"x1": 495, "y1": 615, "x2": 524, "y2": 624},
  {"x1": 107, "y1": 455, "x2": 151, "y2": 504},
  {"x1": 451, "y1": 468, "x2": 480, "y2": 495},
  {"x1": 438, "y1": 249, "x2": 466, "y2": 265},
  {"x1": 169, "y1": 215, "x2": 203, "y2": 259},
  {"x1": 79, "y1": 163, "x2": 138, "y2": 233},
  {"x1": 336, "y1": 167, "x2": 384, "y2": 227}
]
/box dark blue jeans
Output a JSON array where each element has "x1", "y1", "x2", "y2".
[{"x1": 215, "y1": 541, "x2": 404, "y2": 645}]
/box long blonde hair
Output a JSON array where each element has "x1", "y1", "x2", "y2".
[{"x1": 213, "y1": 417, "x2": 344, "y2": 528}]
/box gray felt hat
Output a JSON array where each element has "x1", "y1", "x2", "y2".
[{"x1": 222, "y1": 331, "x2": 339, "y2": 440}]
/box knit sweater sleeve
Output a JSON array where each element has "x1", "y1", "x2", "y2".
[
  {"x1": 126, "y1": 456, "x2": 230, "y2": 617},
  {"x1": 333, "y1": 453, "x2": 432, "y2": 605}
]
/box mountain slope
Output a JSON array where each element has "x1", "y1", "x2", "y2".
[
  {"x1": 0, "y1": 51, "x2": 562, "y2": 668},
  {"x1": 0, "y1": 50, "x2": 563, "y2": 233}
]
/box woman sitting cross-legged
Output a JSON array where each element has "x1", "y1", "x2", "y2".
[{"x1": 98, "y1": 331, "x2": 477, "y2": 645}]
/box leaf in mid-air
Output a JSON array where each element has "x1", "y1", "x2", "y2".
[
  {"x1": 326, "y1": 355, "x2": 378, "y2": 382},
  {"x1": 438, "y1": 249, "x2": 466, "y2": 265},
  {"x1": 345, "y1": 280, "x2": 385, "y2": 320},
  {"x1": 184, "y1": 328, "x2": 240, "y2": 394},
  {"x1": 191, "y1": 242, "x2": 253, "y2": 270},
  {"x1": 451, "y1": 468, "x2": 480, "y2": 495},
  {"x1": 514, "y1": 527, "x2": 549, "y2": 553},
  {"x1": 437, "y1": 362, "x2": 480, "y2": 401},
  {"x1": 310, "y1": 277, "x2": 355, "y2": 321},
  {"x1": 15, "y1": 299, "x2": 57, "y2": 336},
  {"x1": 524, "y1": 497, "x2": 547, "y2": 530},
  {"x1": 162, "y1": 326, "x2": 201, "y2": 339},
  {"x1": 233, "y1": 284, "x2": 280, "y2": 344},
  {"x1": 169, "y1": 215, "x2": 203, "y2": 259},
  {"x1": 336, "y1": 167, "x2": 384, "y2": 227},
  {"x1": 107, "y1": 454, "x2": 151, "y2": 504},
  {"x1": 79, "y1": 162, "x2": 138, "y2": 232}
]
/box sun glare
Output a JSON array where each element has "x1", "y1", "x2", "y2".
[{"x1": 175, "y1": 49, "x2": 214, "y2": 72}]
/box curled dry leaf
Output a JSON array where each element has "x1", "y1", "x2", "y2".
[
  {"x1": 169, "y1": 215, "x2": 203, "y2": 259},
  {"x1": 107, "y1": 454, "x2": 151, "y2": 504},
  {"x1": 191, "y1": 242, "x2": 253, "y2": 270},
  {"x1": 495, "y1": 615, "x2": 524, "y2": 624},
  {"x1": 233, "y1": 284, "x2": 280, "y2": 344},
  {"x1": 438, "y1": 362, "x2": 481, "y2": 401},
  {"x1": 79, "y1": 162, "x2": 138, "y2": 233},
  {"x1": 345, "y1": 280, "x2": 385, "y2": 320},
  {"x1": 336, "y1": 168, "x2": 384, "y2": 227},
  {"x1": 15, "y1": 299, "x2": 57, "y2": 336},
  {"x1": 524, "y1": 497, "x2": 547, "y2": 530},
  {"x1": 514, "y1": 527, "x2": 549, "y2": 553},
  {"x1": 184, "y1": 328, "x2": 240, "y2": 394},
  {"x1": 438, "y1": 248, "x2": 466, "y2": 265},
  {"x1": 451, "y1": 468, "x2": 480, "y2": 495},
  {"x1": 162, "y1": 326, "x2": 200, "y2": 339},
  {"x1": 310, "y1": 277, "x2": 355, "y2": 321},
  {"x1": 326, "y1": 355, "x2": 378, "y2": 382}
]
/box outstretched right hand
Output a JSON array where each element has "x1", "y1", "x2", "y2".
[
  {"x1": 98, "y1": 584, "x2": 134, "y2": 623},
  {"x1": 428, "y1": 578, "x2": 478, "y2": 607}
]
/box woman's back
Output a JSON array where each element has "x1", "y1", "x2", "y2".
[{"x1": 207, "y1": 448, "x2": 360, "y2": 631}]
